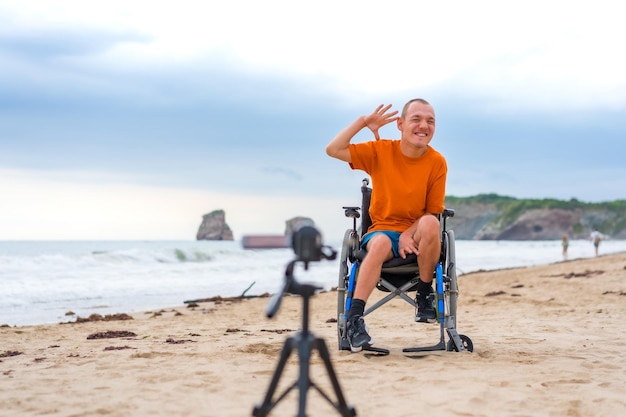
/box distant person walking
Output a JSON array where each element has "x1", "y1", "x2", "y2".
[
  {"x1": 561, "y1": 235, "x2": 569, "y2": 260},
  {"x1": 590, "y1": 229, "x2": 603, "y2": 256}
]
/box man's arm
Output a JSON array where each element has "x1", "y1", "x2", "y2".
[
  {"x1": 325, "y1": 117, "x2": 367, "y2": 163},
  {"x1": 325, "y1": 104, "x2": 399, "y2": 163}
]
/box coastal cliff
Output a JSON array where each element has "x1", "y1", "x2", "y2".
[{"x1": 445, "y1": 194, "x2": 626, "y2": 240}]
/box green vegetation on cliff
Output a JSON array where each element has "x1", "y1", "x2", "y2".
[{"x1": 444, "y1": 194, "x2": 626, "y2": 239}]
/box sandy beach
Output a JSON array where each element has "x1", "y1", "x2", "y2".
[{"x1": 2, "y1": 252, "x2": 625, "y2": 417}]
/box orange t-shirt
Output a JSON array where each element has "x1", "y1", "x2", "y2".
[{"x1": 349, "y1": 140, "x2": 447, "y2": 233}]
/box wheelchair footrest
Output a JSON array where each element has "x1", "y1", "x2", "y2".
[
  {"x1": 363, "y1": 346, "x2": 389, "y2": 356},
  {"x1": 339, "y1": 339, "x2": 390, "y2": 356},
  {"x1": 402, "y1": 340, "x2": 446, "y2": 353}
]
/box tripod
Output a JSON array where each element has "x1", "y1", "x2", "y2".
[{"x1": 253, "y1": 257, "x2": 356, "y2": 417}]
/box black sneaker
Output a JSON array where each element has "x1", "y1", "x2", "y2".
[
  {"x1": 415, "y1": 292, "x2": 436, "y2": 323},
  {"x1": 346, "y1": 315, "x2": 373, "y2": 352}
]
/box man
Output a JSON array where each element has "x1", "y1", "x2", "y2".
[
  {"x1": 325, "y1": 99, "x2": 447, "y2": 352},
  {"x1": 590, "y1": 228, "x2": 603, "y2": 256}
]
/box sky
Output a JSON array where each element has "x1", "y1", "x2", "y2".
[{"x1": 1, "y1": 0, "x2": 625, "y2": 240}]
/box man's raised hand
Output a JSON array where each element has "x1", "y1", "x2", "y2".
[{"x1": 363, "y1": 104, "x2": 399, "y2": 140}]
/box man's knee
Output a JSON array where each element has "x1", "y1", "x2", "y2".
[
  {"x1": 415, "y1": 214, "x2": 440, "y2": 242},
  {"x1": 365, "y1": 233, "x2": 392, "y2": 255}
]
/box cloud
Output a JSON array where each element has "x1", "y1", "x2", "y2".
[
  {"x1": 1, "y1": 0, "x2": 625, "y2": 239},
  {"x1": 2, "y1": 1, "x2": 625, "y2": 111},
  {"x1": 0, "y1": 27, "x2": 148, "y2": 60},
  {"x1": 261, "y1": 167, "x2": 303, "y2": 182}
]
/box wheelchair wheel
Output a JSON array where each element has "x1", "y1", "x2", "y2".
[
  {"x1": 447, "y1": 334, "x2": 473, "y2": 352},
  {"x1": 337, "y1": 229, "x2": 357, "y2": 350},
  {"x1": 444, "y1": 229, "x2": 458, "y2": 330}
]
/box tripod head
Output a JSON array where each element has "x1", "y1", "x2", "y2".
[
  {"x1": 265, "y1": 224, "x2": 336, "y2": 319},
  {"x1": 290, "y1": 224, "x2": 337, "y2": 269}
]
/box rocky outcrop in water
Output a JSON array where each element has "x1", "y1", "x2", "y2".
[
  {"x1": 196, "y1": 210, "x2": 234, "y2": 241},
  {"x1": 284, "y1": 216, "x2": 315, "y2": 235},
  {"x1": 196, "y1": 212, "x2": 315, "y2": 242},
  {"x1": 241, "y1": 216, "x2": 316, "y2": 249}
]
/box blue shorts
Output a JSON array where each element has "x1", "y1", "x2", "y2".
[{"x1": 361, "y1": 231, "x2": 401, "y2": 258}]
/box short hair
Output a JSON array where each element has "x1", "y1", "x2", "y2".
[{"x1": 401, "y1": 98, "x2": 432, "y2": 119}]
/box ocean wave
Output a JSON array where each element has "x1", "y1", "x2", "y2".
[
  {"x1": 91, "y1": 248, "x2": 218, "y2": 264},
  {"x1": 4, "y1": 239, "x2": 626, "y2": 327},
  {"x1": 0, "y1": 246, "x2": 249, "y2": 269}
]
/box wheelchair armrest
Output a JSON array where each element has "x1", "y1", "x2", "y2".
[{"x1": 343, "y1": 206, "x2": 361, "y2": 219}]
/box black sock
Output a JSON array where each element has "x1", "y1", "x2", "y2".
[
  {"x1": 417, "y1": 279, "x2": 433, "y2": 294},
  {"x1": 349, "y1": 299, "x2": 366, "y2": 318}
]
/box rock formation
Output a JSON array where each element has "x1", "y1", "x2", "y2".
[
  {"x1": 284, "y1": 216, "x2": 315, "y2": 235},
  {"x1": 196, "y1": 209, "x2": 234, "y2": 241}
]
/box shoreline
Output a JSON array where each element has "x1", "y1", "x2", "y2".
[
  {"x1": 3, "y1": 239, "x2": 626, "y2": 322},
  {"x1": 4, "y1": 242, "x2": 626, "y2": 329},
  {"x1": 2, "y1": 251, "x2": 626, "y2": 416}
]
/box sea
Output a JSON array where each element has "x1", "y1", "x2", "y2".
[{"x1": 2, "y1": 238, "x2": 626, "y2": 327}]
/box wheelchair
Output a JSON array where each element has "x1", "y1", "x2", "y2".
[{"x1": 336, "y1": 178, "x2": 473, "y2": 354}]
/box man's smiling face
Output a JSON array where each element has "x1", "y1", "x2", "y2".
[{"x1": 397, "y1": 101, "x2": 436, "y2": 152}]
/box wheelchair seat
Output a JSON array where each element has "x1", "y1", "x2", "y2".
[
  {"x1": 352, "y1": 250, "x2": 419, "y2": 290},
  {"x1": 336, "y1": 178, "x2": 473, "y2": 354}
]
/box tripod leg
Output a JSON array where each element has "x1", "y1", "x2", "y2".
[
  {"x1": 296, "y1": 333, "x2": 313, "y2": 417},
  {"x1": 253, "y1": 337, "x2": 296, "y2": 417},
  {"x1": 313, "y1": 337, "x2": 356, "y2": 417}
]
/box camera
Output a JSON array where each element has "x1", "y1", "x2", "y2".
[{"x1": 291, "y1": 224, "x2": 323, "y2": 263}]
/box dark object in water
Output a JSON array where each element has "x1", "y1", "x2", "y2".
[{"x1": 242, "y1": 235, "x2": 289, "y2": 249}]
